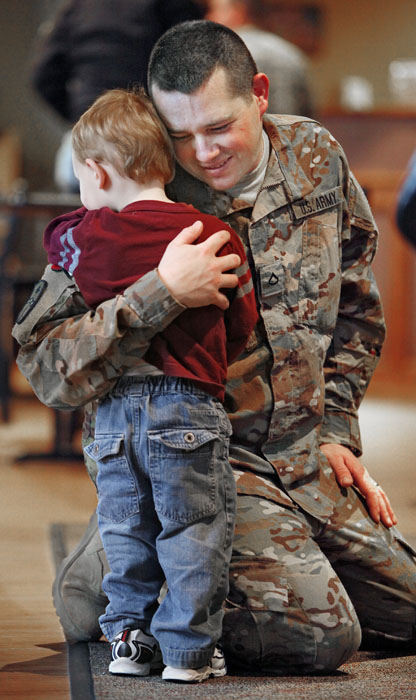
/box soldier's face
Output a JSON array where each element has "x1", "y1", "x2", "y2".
[{"x1": 152, "y1": 67, "x2": 269, "y2": 191}]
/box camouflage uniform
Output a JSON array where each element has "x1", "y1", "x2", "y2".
[{"x1": 13, "y1": 116, "x2": 416, "y2": 672}]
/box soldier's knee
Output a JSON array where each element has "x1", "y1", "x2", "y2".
[
  {"x1": 222, "y1": 607, "x2": 317, "y2": 673},
  {"x1": 222, "y1": 607, "x2": 361, "y2": 674},
  {"x1": 314, "y1": 617, "x2": 362, "y2": 671}
]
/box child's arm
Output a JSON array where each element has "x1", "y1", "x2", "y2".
[
  {"x1": 221, "y1": 231, "x2": 258, "y2": 363},
  {"x1": 43, "y1": 206, "x2": 87, "y2": 269}
]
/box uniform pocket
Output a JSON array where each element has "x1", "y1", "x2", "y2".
[
  {"x1": 85, "y1": 434, "x2": 140, "y2": 523},
  {"x1": 258, "y1": 259, "x2": 299, "y2": 314},
  {"x1": 257, "y1": 188, "x2": 341, "y2": 334},
  {"x1": 148, "y1": 427, "x2": 222, "y2": 524}
]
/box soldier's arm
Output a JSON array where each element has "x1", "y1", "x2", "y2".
[
  {"x1": 319, "y1": 158, "x2": 393, "y2": 525},
  {"x1": 320, "y1": 168, "x2": 386, "y2": 455},
  {"x1": 12, "y1": 265, "x2": 184, "y2": 410}
]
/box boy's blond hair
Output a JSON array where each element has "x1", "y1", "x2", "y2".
[{"x1": 72, "y1": 88, "x2": 175, "y2": 184}]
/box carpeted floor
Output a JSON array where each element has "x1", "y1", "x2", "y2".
[
  {"x1": 51, "y1": 523, "x2": 416, "y2": 700},
  {"x1": 88, "y1": 644, "x2": 416, "y2": 699}
]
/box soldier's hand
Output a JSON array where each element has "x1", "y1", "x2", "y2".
[
  {"x1": 157, "y1": 220, "x2": 240, "y2": 310},
  {"x1": 320, "y1": 443, "x2": 397, "y2": 528}
]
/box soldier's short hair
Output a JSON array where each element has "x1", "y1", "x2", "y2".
[
  {"x1": 148, "y1": 20, "x2": 258, "y2": 101},
  {"x1": 72, "y1": 88, "x2": 175, "y2": 184}
]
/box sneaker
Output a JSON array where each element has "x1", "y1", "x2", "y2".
[
  {"x1": 109, "y1": 628, "x2": 160, "y2": 676},
  {"x1": 162, "y1": 647, "x2": 227, "y2": 683}
]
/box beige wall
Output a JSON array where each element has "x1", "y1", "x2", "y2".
[{"x1": 308, "y1": 0, "x2": 416, "y2": 109}]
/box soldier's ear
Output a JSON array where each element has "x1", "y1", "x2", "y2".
[
  {"x1": 85, "y1": 158, "x2": 108, "y2": 189},
  {"x1": 252, "y1": 73, "x2": 269, "y2": 117}
]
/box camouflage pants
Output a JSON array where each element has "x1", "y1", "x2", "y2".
[{"x1": 222, "y1": 480, "x2": 416, "y2": 674}]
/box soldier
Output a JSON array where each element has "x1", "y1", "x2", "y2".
[{"x1": 13, "y1": 20, "x2": 416, "y2": 673}]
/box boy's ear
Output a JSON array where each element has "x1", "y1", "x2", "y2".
[{"x1": 85, "y1": 158, "x2": 108, "y2": 189}]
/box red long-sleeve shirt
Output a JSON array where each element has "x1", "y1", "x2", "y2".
[{"x1": 44, "y1": 200, "x2": 258, "y2": 400}]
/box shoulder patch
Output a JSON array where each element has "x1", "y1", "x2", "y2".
[{"x1": 15, "y1": 280, "x2": 48, "y2": 324}]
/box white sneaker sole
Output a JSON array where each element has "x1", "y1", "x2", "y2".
[
  {"x1": 162, "y1": 662, "x2": 227, "y2": 683},
  {"x1": 109, "y1": 658, "x2": 151, "y2": 676}
]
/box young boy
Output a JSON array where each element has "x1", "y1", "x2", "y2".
[{"x1": 43, "y1": 88, "x2": 258, "y2": 683}]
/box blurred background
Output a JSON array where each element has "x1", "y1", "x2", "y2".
[
  {"x1": 1, "y1": 0, "x2": 415, "y2": 188},
  {"x1": 0, "y1": 2, "x2": 415, "y2": 696}
]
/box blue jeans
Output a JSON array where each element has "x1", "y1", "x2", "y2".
[{"x1": 84, "y1": 376, "x2": 235, "y2": 669}]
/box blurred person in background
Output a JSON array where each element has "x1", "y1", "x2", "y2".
[
  {"x1": 206, "y1": 0, "x2": 314, "y2": 117},
  {"x1": 397, "y1": 150, "x2": 416, "y2": 248},
  {"x1": 31, "y1": 0, "x2": 203, "y2": 191}
]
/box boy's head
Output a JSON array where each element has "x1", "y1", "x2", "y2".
[{"x1": 72, "y1": 88, "x2": 175, "y2": 206}]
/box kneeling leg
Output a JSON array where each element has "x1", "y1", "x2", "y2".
[{"x1": 222, "y1": 496, "x2": 361, "y2": 674}]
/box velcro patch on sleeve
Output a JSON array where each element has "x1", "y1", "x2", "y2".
[{"x1": 15, "y1": 280, "x2": 48, "y2": 324}]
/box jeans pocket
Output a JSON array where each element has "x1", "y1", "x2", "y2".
[
  {"x1": 148, "y1": 428, "x2": 221, "y2": 524},
  {"x1": 85, "y1": 434, "x2": 140, "y2": 523}
]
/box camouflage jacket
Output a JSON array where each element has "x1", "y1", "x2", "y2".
[{"x1": 12, "y1": 115, "x2": 385, "y2": 520}]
